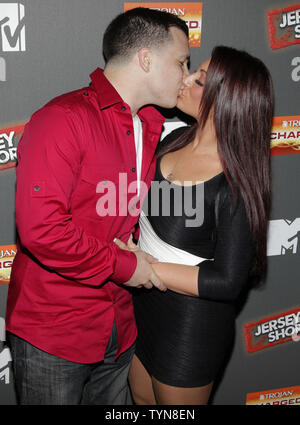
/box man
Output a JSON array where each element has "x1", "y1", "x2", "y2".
[{"x1": 6, "y1": 8, "x2": 190, "y2": 405}]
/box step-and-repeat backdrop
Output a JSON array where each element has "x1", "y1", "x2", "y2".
[{"x1": 0, "y1": 0, "x2": 299, "y2": 405}]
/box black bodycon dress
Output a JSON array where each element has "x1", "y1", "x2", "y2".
[{"x1": 133, "y1": 127, "x2": 254, "y2": 387}]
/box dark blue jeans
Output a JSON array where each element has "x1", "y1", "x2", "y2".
[{"x1": 7, "y1": 322, "x2": 135, "y2": 405}]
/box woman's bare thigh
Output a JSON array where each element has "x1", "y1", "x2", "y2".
[
  {"x1": 129, "y1": 354, "x2": 213, "y2": 405},
  {"x1": 128, "y1": 355, "x2": 157, "y2": 405}
]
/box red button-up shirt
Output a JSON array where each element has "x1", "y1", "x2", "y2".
[{"x1": 6, "y1": 68, "x2": 165, "y2": 363}]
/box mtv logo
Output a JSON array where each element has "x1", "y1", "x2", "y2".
[
  {"x1": 0, "y1": 318, "x2": 11, "y2": 384},
  {"x1": 0, "y1": 317, "x2": 4, "y2": 342},
  {"x1": 267, "y1": 218, "x2": 300, "y2": 256},
  {"x1": 0, "y1": 3, "x2": 25, "y2": 52},
  {"x1": 0, "y1": 347, "x2": 11, "y2": 370},
  {"x1": 0, "y1": 57, "x2": 6, "y2": 81}
]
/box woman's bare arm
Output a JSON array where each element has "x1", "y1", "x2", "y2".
[
  {"x1": 151, "y1": 262, "x2": 199, "y2": 296},
  {"x1": 113, "y1": 236, "x2": 199, "y2": 296}
]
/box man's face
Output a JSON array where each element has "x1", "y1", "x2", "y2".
[{"x1": 149, "y1": 27, "x2": 190, "y2": 109}]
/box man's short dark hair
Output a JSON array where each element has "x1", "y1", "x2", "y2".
[{"x1": 103, "y1": 7, "x2": 189, "y2": 64}]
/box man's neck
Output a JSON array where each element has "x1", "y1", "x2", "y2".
[{"x1": 103, "y1": 65, "x2": 145, "y2": 117}]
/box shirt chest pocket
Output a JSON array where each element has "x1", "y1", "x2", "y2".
[
  {"x1": 80, "y1": 164, "x2": 118, "y2": 186},
  {"x1": 75, "y1": 164, "x2": 122, "y2": 219}
]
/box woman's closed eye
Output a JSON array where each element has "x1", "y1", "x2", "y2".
[{"x1": 195, "y1": 79, "x2": 204, "y2": 87}]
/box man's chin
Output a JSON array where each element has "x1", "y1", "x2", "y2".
[{"x1": 158, "y1": 100, "x2": 178, "y2": 110}]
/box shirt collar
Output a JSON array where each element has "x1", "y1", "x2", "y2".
[
  {"x1": 90, "y1": 68, "x2": 123, "y2": 110},
  {"x1": 138, "y1": 106, "x2": 165, "y2": 124},
  {"x1": 90, "y1": 67, "x2": 165, "y2": 124}
]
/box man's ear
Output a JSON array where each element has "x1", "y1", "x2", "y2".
[{"x1": 137, "y1": 48, "x2": 152, "y2": 72}]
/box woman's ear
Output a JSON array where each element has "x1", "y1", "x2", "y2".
[{"x1": 137, "y1": 48, "x2": 152, "y2": 73}]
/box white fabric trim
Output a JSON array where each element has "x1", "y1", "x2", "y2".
[{"x1": 138, "y1": 211, "x2": 209, "y2": 266}]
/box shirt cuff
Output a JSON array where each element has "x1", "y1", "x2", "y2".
[{"x1": 111, "y1": 248, "x2": 137, "y2": 285}]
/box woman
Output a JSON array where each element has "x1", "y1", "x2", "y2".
[{"x1": 115, "y1": 46, "x2": 274, "y2": 404}]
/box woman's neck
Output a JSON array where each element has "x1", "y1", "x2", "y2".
[{"x1": 191, "y1": 121, "x2": 218, "y2": 155}]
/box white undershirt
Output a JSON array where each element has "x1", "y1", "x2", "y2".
[
  {"x1": 132, "y1": 115, "x2": 143, "y2": 197},
  {"x1": 138, "y1": 211, "x2": 209, "y2": 265}
]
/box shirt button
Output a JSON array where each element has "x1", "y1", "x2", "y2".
[
  {"x1": 121, "y1": 106, "x2": 126, "y2": 111},
  {"x1": 34, "y1": 186, "x2": 40, "y2": 191},
  {"x1": 126, "y1": 130, "x2": 131, "y2": 135},
  {"x1": 132, "y1": 167, "x2": 136, "y2": 172},
  {"x1": 83, "y1": 92, "x2": 89, "y2": 96}
]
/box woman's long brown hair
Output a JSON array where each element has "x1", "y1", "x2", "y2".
[{"x1": 158, "y1": 46, "x2": 274, "y2": 276}]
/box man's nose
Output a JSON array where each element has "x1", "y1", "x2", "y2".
[
  {"x1": 182, "y1": 63, "x2": 190, "y2": 81},
  {"x1": 183, "y1": 64, "x2": 190, "y2": 78}
]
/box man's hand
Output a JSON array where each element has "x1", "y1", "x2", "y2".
[{"x1": 114, "y1": 238, "x2": 167, "y2": 292}]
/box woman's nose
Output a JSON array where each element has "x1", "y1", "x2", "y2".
[{"x1": 183, "y1": 73, "x2": 194, "y2": 87}]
